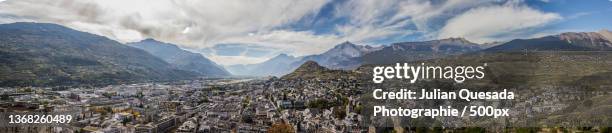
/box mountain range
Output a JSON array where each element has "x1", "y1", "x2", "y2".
[
  {"x1": 226, "y1": 41, "x2": 380, "y2": 77},
  {"x1": 2, "y1": 22, "x2": 612, "y2": 86},
  {"x1": 226, "y1": 53, "x2": 301, "y2": 76},
  {"x1": 359, "y1": 37, "x2": 482, "y2": 64},
  {"x1": 297, "y1": 41, "x2": 381, "y2": 70},
  {"x1": 234, "y1": 30, "x2": 612, "y2": 77},
  {"x1": 228, "y1": 38, "x2": 482, "y2": 77},
  {"x1": 0, "y1": 22, "x2": 196, "y2": 87},
  {"x1": 128, "y1": 39, "x2": 230, "y2": 77},
  {"x1": 486, "y1": 30, "x2": 612, "y2": 52}
]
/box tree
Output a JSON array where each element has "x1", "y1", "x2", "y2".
[
  {"x1": 333, "y1": 106, "x2": 346, "y2": 120},
  {"x1": 121, "y1": 118, "x2": 131, "y2": 126},
  {"x1": 242, "y1": 95, "x2": 251, "y2": 108},
  {"x1": 307, "y1": 99, "x2": 333, "y2": 109},
  {"x1": 136, "y1": 91, "x2": 144, "y2": 98},
  {"x1": 354, "y1": 104, "x2": 363, "y2": 114},
  {"x1": 268, "y1": 122, "x2": 295, "y2": 133},
  {"x1": 0, "y1": 95, "x2": 12, "y2": 101}
]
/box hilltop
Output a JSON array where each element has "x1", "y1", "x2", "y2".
[{"x1": 281, "y1": 61, "x2": 354, "y2": 80}]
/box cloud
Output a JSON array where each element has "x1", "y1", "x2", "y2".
[
  {"x1": 204, "y1": 54, "x2": 270, "y2": 66},
  {"x1": 0, "y1": 14, "x2": 35, "y2": 24},
  {"x1": 202, "y1": 43, "x2": 274, "y2": 57},
  {"x1": 331, "y1": 0, "x2": 502, "y2": 42},
  {"x1": 332, "y1": 0, "x2": 423, "y2": 41},
  {"x1": 438, "y1": 3, "x2": 562, "y2": 43},
  {"x1": 219, "y1": 30, "x2": 342, "y2": 57},
  {"x1": 186, "y1": 30, "x2": 344, "y2": 65},
  {"x1": 0, "y1": 0, "x2": 330, "y2": 47}
]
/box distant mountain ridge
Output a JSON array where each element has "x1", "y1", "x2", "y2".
[
  {"x1": 238, "y1": 30, "x2": 612, "y2": 78},
  {"x1": 486, "y1": 30, "x2": 612, "y2": 52},
  {"x1": 559, "y1": 31, "x2": 612, "y2": 50},
  {"x1": 360, "y1": 37, "x2": 483, "y2": 64},
  {"x1": 226, "y1": 53, "x2": 301, "y2": 76},
  {"x1": 128, "y1": 39, "x2": 230, "y2": 77},
  {"x1": 227, "y1": 38, "x2": 483, "y2": 77},
  {"x1": 5, "y1": 22, "x2": 610, "y2": 86},
  {"x1": 0, "y1": 22, "x2": 195, "y2": 87},
  {"x1": 226, "y1": 41, "x2": 380, "y2": 77},
  {"x1": 296, "y1": 41, "x2": 381, "y2": 70}
]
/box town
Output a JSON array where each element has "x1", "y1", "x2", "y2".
[{"x1": 0, "y1": 77, "x2": 367, "y2": 133}]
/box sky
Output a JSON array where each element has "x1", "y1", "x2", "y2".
[{"x1": 0, "y1": 0, "x2": 611, "y2": 65}]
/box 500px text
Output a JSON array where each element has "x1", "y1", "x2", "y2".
[{"x1": 373, "y1": 106, "x2": 509, "y2": 118}]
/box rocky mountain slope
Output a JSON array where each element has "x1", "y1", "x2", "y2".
[
  {"x1": 486, "y1": 31, "x2": 612, "y2": 52},
  {"x1": 128, "y1": 39, "x2": 230, "y2": 77},
  {"x1": 360, "y1": 37, "x2": 482, "y2": 64},
  {"x1": 296, "y1": 41, "x2": 381, "y2": 70},
  {"x1": 0, "y1": 22, "x2": 195, "y2": 87}
]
